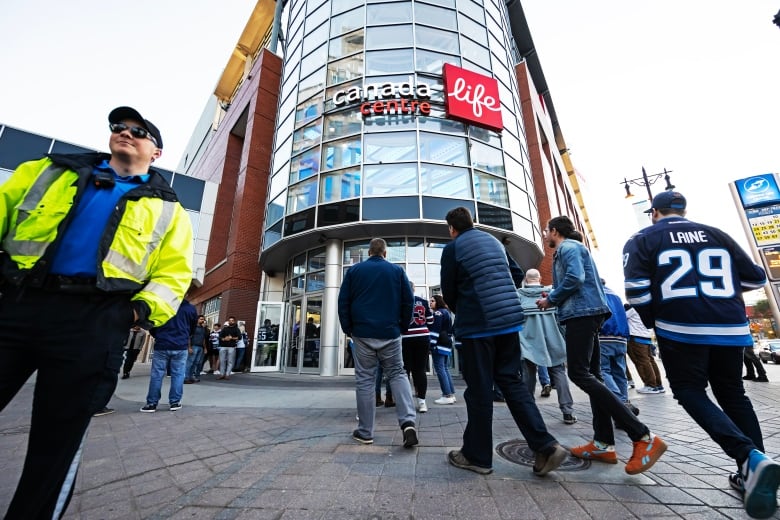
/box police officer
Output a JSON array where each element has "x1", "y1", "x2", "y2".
[{"x1": 0, "y1": 106, "x2": 193, "y2": 519}]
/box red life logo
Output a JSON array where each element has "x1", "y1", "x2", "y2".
[{"x1": 442, "y1": 63, "x2": 502, "y2": 132}]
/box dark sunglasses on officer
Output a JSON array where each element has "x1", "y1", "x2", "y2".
[{"x1": 109, "y1": 122, "x2": 158, "y2": 147}]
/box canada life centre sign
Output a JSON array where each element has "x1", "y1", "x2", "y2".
[{"x1": 330, "y1": 63, "x2": 503, "y2": 133}]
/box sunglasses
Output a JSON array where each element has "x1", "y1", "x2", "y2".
[{"x1": 109, "y1": 122, "x2": 158, "y2": 146}]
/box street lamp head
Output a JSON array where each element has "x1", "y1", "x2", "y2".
[
  {"x1": 664, "y1": 173, "x2": 675, "y2": 191},
  {"x1": 623, "y1": 180, "x2": 634, "y2": 198}
]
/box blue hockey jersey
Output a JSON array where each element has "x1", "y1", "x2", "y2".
[{"x1": 622, "y1": 216, "x2": 766, "y2": 346}]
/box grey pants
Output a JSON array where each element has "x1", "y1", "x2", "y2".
[
  {"x1": 523, "y1": 360, "x2": 574, "y2": 415},
  {"x1": 352, "y1": 335, "x2": 416, "y2": 438},
  {"x1": 219, "y1": 346, "x2": 236, "y2": 375}
]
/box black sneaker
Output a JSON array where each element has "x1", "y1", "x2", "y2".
[
  {"x1": 93, "y1": 407, "x2": 115, "y2": 417},
  {"x1": 352, "y1": 429, "x2": 374, "y2": 444},
  {"x1": 729, "y1": 472, "x2": 745, "y2": 496},
  {"x1": 140, "y1": 404, "x2": 157, "y2": 413},
  {"x1": 170, "y1": 402, "x2": 182, "y2": 411},
  {"x1": 743, "y1": 374, "x2": 756, "y2": 381},
  {"x1": 401, "y1": 421, "x2": 419, "y2": 448},
  {"x1": 755, "y1": 375, "x2": 769, "y2": 383},
  {"x1": 121, "y1": 373, "x2": 130, "y2": 380},
  {"x1": 626, "y1": 401, "x2": 640, "y2": 416},
  {"x1": 563, "y1": 413, "x2": 577, "y2": 425}
]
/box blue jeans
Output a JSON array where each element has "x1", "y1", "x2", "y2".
[
  {"x1": 185, "y1": 346, "x2": 204, "y2": 381},
  {"x1": 658, "y1": 338, "x2": 762, "y2": 463},
  {"x1": 599, "y1": 340, "x2": 628, "y2": 402},
  {"x1": 432, "y1": 351, "x2": 455, "y2": 396},
  {"x1": 565, "y1": 316, "x2": 648, "y2": 444},
  {"x1": 146, "y1": 349, "x2": 188, "y2": 405},
  {"x1": 537, "y1": 365, "x2": 550, "y2": 386},
  {"x1": 460, "y1": 333, "x2": 557, "y2": 468}
]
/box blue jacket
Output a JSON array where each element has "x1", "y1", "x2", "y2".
[
  {"x1": 548, "y1": 238, "x2": 610, "y2": 322},
  {"x1": 440, "y1": 227, "x2": 525, "y2": 338},
  {"x1": 599, "y1": 286, "x2": 629, "y2": 341},
  {"x1": 338, "y1": 255, "x2": 414, "y2": 339},
  {"x1": 150, "y1": 300, "x2": 198, "y2": 350}
]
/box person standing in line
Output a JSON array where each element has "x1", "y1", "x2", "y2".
[
  {"x1": 429, "y1": 294, "x2": 456, "y2": 405},
  {"x1": 537, "y1": 215, "x2": 666, "y2": 475},
  {"x1": 207, "y1": 323, "x2": 221, "y2": 374},
  {"x1": 624, "y1": 303, "x2": 666, "y2": 394},
  {"x1": 441, "y1": 207, "x2": 567, "y2": 477},
  {"x1": 402, "y1": 281, "x2": 434, "y2": 413},
  {"x1": 185, "y1": 315, "x2": 209, "y2": 384},
  {"x1": 218, "y1": 316, "x2": 241, "y2": 380},
  {"x1": 338, "y1": 238, "x2": 419, "y2": 448},
  {"x1": 517, "y1": 268, "x2": 576, "y2": 425},
  {"x1": 624, "y1": 191, "x2": 779, "y2": 518},
  {"x1": 141, "y1": 299, "x2": 198, "y2": 412},
  {"x1": 0, "y1": 106, "x2": 193, "y2": 519}
]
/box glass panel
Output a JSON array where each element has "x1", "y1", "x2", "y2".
[
  {"x1": 366, "y1": 25, "x2": 413, "y2": 49},
  {"x1": 362, "y1": 197, "x2": 420, "y2": 220},
  {"x1": 470, "y1": 125, "x2": 502, "y2": 146},
  {"x1": 416, "y1": 49, "x2": 460, "y2": 74},
  {"x1": 320, "y1": 167, "x2": 361, "y2": 202},
  {"x1": 297, "y1": 67, "x2": 326, "y2": 102},
  {"x1": 462, "y1": 58, "x2": 491, "y2": 78},
  {"x1": 324, "y1": 110, "x2": 362, "y2": 140},
  {"x1": 364, "y1": 112, "x2": 418, "y2": 132},
  {"x1": 426, "y1": 263, "x2": 441, "y2": 288},
  {"x1": 426, "y1": 240, "x2": 448, "y2": 261},
  {"x1": 329, "y1": 29, "x2": 364, "y2": 60},
  {"x1": 284, "y1": 208, "x2": 316, "y2": 237},
  {"x1": 285, "y1": 300, "x2": 302, "y2": 370},
  {"x1": 419, "y1": 132, "x2": 467, "y2": 164},
  {"x1": 303, "y1": 22, "x2": 329, "y2": 55},
  {"x1": 364, "y1": 164, "x2": 418, "y2": 196},
  {"x1": 415, "y1": 25, "x2": 458, "y2": 54},
  {"x1": 507, "y1": 181, "x2": 530, "y2": 217},
  {"x1": 263, "y1": 220, "x2": 283, "y2": 249},
  {"x1": 292, "y1": 120, "x2": 323, "y2": 155},
  {"x1": 417, "y1": 74, "x2": 444, "y2": 103},
  {"x1": 290, "y1": 148, "x2": 320, "y2": 182},
  {"x1": 333, "y1": 0, "x2": 363, "y2": 15},
  {"x1": 367, "y1": 2, "x2": 412, "y2": 24},
  {"x1": 364, "y1": 132, "x2": 417, "y2": 163},
  {"x1": 252, "y1": 302, "x2": 283, "y2": 370},
  {"x1": 418, "y1": 0, "x2": 454, "y2": 7},
  {"x1": 477, "y1": 202, "x2": 512, "y2": 230},
  {"x1": 422, "y1": 196, "x2": 472, "y2": 221},
  {"x1": 288, "y1": 179, "x2": 319, "y2": 213},
  {"x1": 414, "y1": 3, "x2": 457, "y2": 30},
  {"x1": 277, "y1": 112, "x2": 295, "y2": 148},
  {"x1": 300, "y1": 43, "x2": 328, "y2": 80},
  {"x1": 386, "y1": 239, "x2": 406, "y2": 262},
  {"x1": 512, "y1": 213, "x2": 536, "y2": 240},
  {"x1": 322, "y1": 136, "x2": 362, "y2": 171},
  {"x1": 302, "y1": 298, "x2": 322, "y2": 369},
  {"x1": 273, "y1": 137, "x2": 292, "y2": 174},
  {"x1": 420, "y1": 164, "x2": 471, "y2": 197},
  {"x1": 305, "y1": 2, "x2": 330, "y2": 34},
  {"x1": 331, "y1": 6, "x2": 365, "y2": 36},
  {"x1": 406, "y1": 263, "x2": 426, "y2": 286},
  {"x1": 308, "y1": 247, "x2": 327, "y2": 271},
  {"x1": 270, "y1": 170, "x2": 289, "y2": 205},
  {"x1": 365, "y1": 49, "x2": 414, "y2": 75},
  {"x1": 0, "y1": 128, "x2": 51, "y2": 170},
  {"x1": 344, "y1": 240, "x2": 371, "y2": 266},
  {"x1": 471, "y1": 140, "x2": 505, "y2": 176},
  {"x1": 292, "y1": 254, "x2": 307, "y2": 277},
  {"x1": 325, "y1": 78, "x2": 362, "y2": 111},
  {"x1": 460, "y1": 35, "x2": 490, "y2": 66},
  {"x1": 319, "y1": 200, "x2": 360, "y2": 226},
  {"x1": 458, "y1": 12, "x2": 487, "y2": 45},
  {"x1": 407, "y1": 238, "x2": 425, "y2": 262},
  {"x1": 474, "y1": 172, "x2": 508, "y2": 207},
  {"x1": 266, "y1": 192, "x2": 286, "y2": 224},
  {"x1": 417, "y1": 114, "x2": 464, "y2": 134},
  {"x1": 457, "y1": 0, "x2": 484, "y2": 23},
  {"x1": 328, "y1": 54, "x2": 365, "y2": 85}
]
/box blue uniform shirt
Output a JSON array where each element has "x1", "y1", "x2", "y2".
[{"x1": 50, "y1": 160, "x2": 150, "y2": 276}]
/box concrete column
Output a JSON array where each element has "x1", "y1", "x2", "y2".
[{"x1": 320, "y1": 238, "x2": 342, "y2": 376}]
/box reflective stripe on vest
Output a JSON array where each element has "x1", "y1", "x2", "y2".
[
  {"x1": 3, "y1": 165, "x2": 69, "y2": 259},
  {"x1": 103, "y1": 200, "x2": 176, "y2": 281},
  {"x1": 142, "y1": 280, "x2": 181, "y2": 310}
]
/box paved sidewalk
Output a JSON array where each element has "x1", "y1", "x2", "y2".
[{"x1": 1, "y1": 362, "x2": 779, "y2": 519}]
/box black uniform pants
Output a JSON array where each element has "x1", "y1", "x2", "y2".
[{"x1": 0, "y1": 285, "x2": 133, "y2": 519}]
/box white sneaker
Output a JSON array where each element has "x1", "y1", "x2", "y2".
[
  {"x1": 636, "y1": 385, "x2": 660, "y2": 394},
  {"x1": 214, "y1": 370, "x2": 221, "y2": 375},
  {"x1": 418, "y1": 399, "x2": 428, "y2": 413},
  {"x1": 742, "y1": 449, "x2": 780, "y2": 518},
  {"x1": 434, "y1": 396, "x2": 456, "y2": 405}
]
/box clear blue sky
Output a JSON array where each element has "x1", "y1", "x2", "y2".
[{"x1": 2, "y1": 0, "x2": 778, "y2": 297}]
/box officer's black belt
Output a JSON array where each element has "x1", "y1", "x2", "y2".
[{"x1": 42, "y1": 275, "x2": 99, "y2": 293}]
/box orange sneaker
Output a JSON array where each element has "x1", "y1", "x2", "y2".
[
  {"x1": 625, "y1": 435, "x2": 667, "y2": 475},
  {"x1": 570, "y1": 440, "x2": 618, "y2": 464}
]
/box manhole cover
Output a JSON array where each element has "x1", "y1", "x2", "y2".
[{"x1": 496, "y1": 440, "x2": 591, "y2": 471}]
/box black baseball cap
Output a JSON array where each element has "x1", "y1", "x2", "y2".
[
  {"x1": 108, "y1": 106, "x2": 163, "y2": 149},
  {"x1": 644, "y1": 190, "x2": 686, "y2": 214}
]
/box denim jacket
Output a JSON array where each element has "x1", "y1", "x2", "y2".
[{"x1": 548, "y1": 238, "x2": 610, "y2": 323}]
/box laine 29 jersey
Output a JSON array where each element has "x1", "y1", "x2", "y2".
[{"x1": 623, "y1": 216, "x2": 766, "y2": 346}]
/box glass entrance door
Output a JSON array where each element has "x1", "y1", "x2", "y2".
[
  {"x1": 301, "y1": 297, "x2": 322, "y2": 373},
  {"x1": 284, "y1": 300, "x2": 303, "y2": 372},
  {"x1": 250, "y1": 301, "x2": 283, "y2": 372}
]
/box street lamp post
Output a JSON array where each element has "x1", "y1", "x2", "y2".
[{"x1": 621, "y1": 167, "x2": 675, "y2": 203}]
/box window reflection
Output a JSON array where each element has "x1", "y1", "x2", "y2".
[
  {"x1": 292, "y1": 121, "x2": 323, "y2": 155},
  {"x1": 324, "y1": 110, "x2": 362, "y2": 140},
  {"x1": 328, "y1": 54, "x2": 364, "y2": 85},
  {"x1": 367, "y1": 2, "x2": 412, "y2": 24},
  {"x1": 329, "y1": 29, "x2": 364, "y2": 60},
  {"x1": 386, "y1": 239, "x2": 406, "y2": 262},
  {"x1": 460, "y1": 35, "x2": 490, "y2": 67},
  {"x1": 364, "y1": 164, "x2": 418, "y2": 196},
  {"x1": 407, "y1": 238, "x2": 425, "y2": 262},
  {"x1": 474, "y1": 172, "x2": 509, "y2": 207},
  {"x1": 322, "y1": 137, "x2": 362, "y2": 171},
  {"x1": 471, "y1": 140, "x2": 505, "y2": 176},
  {"x1": 287, "y1": 179, "x2": 319, "y2": 213},
  {"x1": 296, "y1": 93, "x2": 324, "y2": 126},
  {"x1": 458, "y1": 12, "x2": 487, "y2": 45},
  {"x1": 415, "y1": 26, "x2": 459, "y2": 54},
  {"x1": 420, "y1": 164, "x2": 471, "y2": 197},
  {"x1": 366, "y1": 25, "x2": 413, "y2": 49},
  {"x1": 333, "y1": 0, "x2": 363, "y2": 15},
  {"x1": 366, "y1": 49, "x2": 414, "y2": 75},
  {"x1": 457, "y1": 0, "x2": 485, "y2": 23},
  {"x1": 331, "y1": 7, "x2": 365, "y2": 36},
  {"x1": 344, "y1": 240, "x2": 371, "y2": 267},
  {"x1": 416, "y1": 49, "x2": 460, "y2": 74},
  {"x1": 290, "y1": 148, "x2": 320, "y2": 183},
  {"x1": 419, "y1": 132, "x2": 467, "y2": 164},
  {"x1": 414, "y1": 3, "x2": 457, "y2": 30},
  {"x1": 300, "y1": 43, "x2": 328, "y2": 80},
  {"x1": 305, "y1": 3, "x2": 329, "y2": 34},
  {"x1": 320, "y1": 168, "x2": 361, "y2": 202},
  {"x1": 364, "y1": 132, "x2": 417, "y2": 163},
  {"x1": 266, "y1": 192, "x2": 286, "y2": 224}
]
